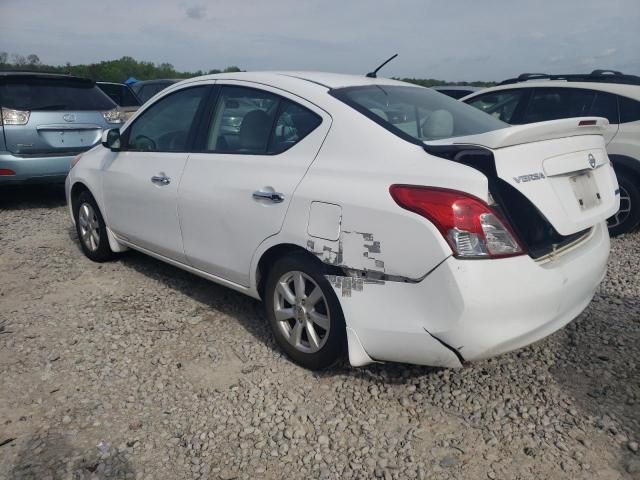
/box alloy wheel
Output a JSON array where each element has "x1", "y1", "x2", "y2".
[
  {"x1": 78, "y1": 202, "x2": 100, "y2": 252},
  {"x1": 273, "y1": 271, "x2": 331, "y2": 354}
]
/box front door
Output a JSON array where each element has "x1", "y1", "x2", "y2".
[{"x1": 102, "y1": 85, "x2": 210, "y2": 261}]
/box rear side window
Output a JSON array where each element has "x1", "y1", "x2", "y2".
[
  {"x1": 619, "y1": 96, "x2": 640, "y2": 123},
  {"x1": 0, "y1": 77, "x2": 116, "y2": 111},
  {"x1": 205, "y1": 86, "x2": 321, "y2": 155},
  {"x1": 269, "y1": 100, "x2": 322, "y2": 154},
  {"x1": 333, "y1": 85, "x2": 507, "y2": 142},
  {"x1": 522, "y1": 88, "x2": 618, "y2": 124},
  {"x1": 125, "y1": 86, "x2": 207, "y2": 152},
  {"x1": 465, "y1": 90, "x2": 524, "y2": 123}
]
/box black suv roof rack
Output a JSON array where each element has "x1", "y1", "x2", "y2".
[{"x1": 499, "y1": 70, "x2": 640, "y2": 86}]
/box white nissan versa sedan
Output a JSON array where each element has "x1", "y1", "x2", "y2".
[{"x1": 65, "y1": 72, "x2": 620, "y2": 370}]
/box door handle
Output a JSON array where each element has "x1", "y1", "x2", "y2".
[
  {"x1": 252, "y1": 190, "x2": 285, "y2": 203},
  {"x1": 151, "y1": 174, "x2": 171, "y2": 186}
]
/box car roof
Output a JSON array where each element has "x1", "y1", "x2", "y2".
[
  {"x1": 183, "y1": 71, "x2": 410, "y2": 90},
  {"x1": 461, "y1": 80, "x2": 640, "y2": 101},
  {"x1": 134, "y1": 78, "x2": 182, "y2": 85},
  {"x1": 432, "y1": 85, "x2": 481, "y2": 91}
]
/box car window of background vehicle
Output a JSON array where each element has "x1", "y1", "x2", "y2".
[
  {"x1": 619, "y1": 95, "x2": 640, "y2": 123},
  {"x1": 521, "y1": 88, "x2": 618, "y2": 124},
  {"x1": 0, "y1": 78, "x2": 115, "y2": 111},
  {"x1": 466, "y1": 90, "x2": 524, "y2": 123},
  {"x1": 125, "y1": 86, "x2": 208, "y2": 152}
]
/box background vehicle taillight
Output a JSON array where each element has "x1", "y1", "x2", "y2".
[
  {"x1": 102, "y1": 108, "x2": 125, "y2": 124},
  {"x1": 389, "y1": 185, "x2": 525, "y2": 259},
  {"x1": 0, "y1": 107, "x2": 30, "y2": 125}
]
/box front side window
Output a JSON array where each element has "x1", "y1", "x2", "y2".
[
  {"x1": 465, "y1": 90, "x2": 524, "y2": 123},
  {"x1": 333, "y1": 85, "x2": 507, "y2": 142},
  {"x1": 125, "y1": 86, "x2": 207, "y2": 152}
]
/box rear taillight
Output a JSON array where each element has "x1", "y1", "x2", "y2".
[
  {"x1": 0, "y1": 169, "x2": 16, "y2": 176},
  {"x1": 0, "y1": 107, "x2": 30, "y2": 125},
  {"x1": 389, "y1": 185, "x2": 525, "y2": 259}
]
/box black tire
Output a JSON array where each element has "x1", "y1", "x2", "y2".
[
  {"x1": 264, "y1": 252, "x2": 346, "y2": 370},
  {"x1": 607, "y1": 171, "x2": 640, "y2": 236},
  {"x1": 73, "y1": 190, "x2": 114, "y2": 262}
]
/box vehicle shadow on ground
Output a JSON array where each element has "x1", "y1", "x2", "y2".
[
  {"x1": 65, "y1": 232, "x2": 443, "y2": 382},
  {"x1": 8, "y1": 431, "x2": 134, "y2": 479},
  {"x1": 0, "y1": 184, "x2": 66, "y2": 210},
  {"x1": 105, "y1": 247, "x2": 282, "y2": 352}
]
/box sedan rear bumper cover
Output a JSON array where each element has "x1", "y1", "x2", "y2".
[{"x1": 334, "y1": 222, "x2": 609, "y2": 367}]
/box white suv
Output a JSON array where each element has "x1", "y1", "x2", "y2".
[{"x1": 462, "y1": 70, "x2": 640, "y2": 236}]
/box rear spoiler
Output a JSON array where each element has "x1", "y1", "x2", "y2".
[{"x1": 426, "y1": 117, "x2": 609, "y2": 150}]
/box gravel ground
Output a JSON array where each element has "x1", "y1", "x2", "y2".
[{"x1": 0, "y1": 185, "x2": 638, "y2": 480}]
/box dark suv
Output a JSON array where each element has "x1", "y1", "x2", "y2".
[{"x1": 0, "y1": 72, "x2": 125, "y2": 184}]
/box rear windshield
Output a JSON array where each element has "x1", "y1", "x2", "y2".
[
  {"x1": 332, "y1": 85, "x2": 507, "y2": 142},
  {"x1": 0, "y1": 78, "x2": 116, "y2": 111}
]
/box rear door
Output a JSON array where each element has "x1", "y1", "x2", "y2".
[
  {"x1": 0, "y1": 75, "x2": 116, "y2": 156},
  {"x1": 102, "y1": 85, "x2": 211, "y2": 261},
  {"x1": 178, "y1": 82, "x2": 331, "y2": 286}
]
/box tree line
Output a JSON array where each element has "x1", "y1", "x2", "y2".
[
  {"x1": 0, "y1": 53, "x2": 241, "y2": 83},
  {"x1": 0, "y1": 52, "x2": 494, "y2": 86}
]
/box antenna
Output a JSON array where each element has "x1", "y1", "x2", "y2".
[{"x1": 366, "y1": 54, "x2": 398, "y2": 78}]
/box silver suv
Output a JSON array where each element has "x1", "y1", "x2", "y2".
[
  {"x1": 462, "y1": 70, "x2": 640, "y2": 236},
  {"x1": 0, "y1": 72, "x2": 125, "y2": 185}
]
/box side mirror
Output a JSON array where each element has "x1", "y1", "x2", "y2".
[{"x1": 102, "y1": 128, "x2": 121, "y2": 150}]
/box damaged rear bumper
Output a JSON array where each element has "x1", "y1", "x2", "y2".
[{"x1": 332, "y1": 222, "x2": 609, "y2": 368}]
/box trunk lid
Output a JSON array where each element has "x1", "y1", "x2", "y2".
[{"x1": 427, "y1": 117, "x2": 620, "y2": 236}]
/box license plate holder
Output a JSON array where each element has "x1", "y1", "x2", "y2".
[{"x1": 570, "y1": 171, "x2": 601, "y2": 210}]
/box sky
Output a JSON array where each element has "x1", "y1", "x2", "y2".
[{"x1": 1, "y1": 0, "x2": 639, "y2": 81}]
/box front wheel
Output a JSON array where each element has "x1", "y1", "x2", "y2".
[
  {"x1": 264, "y1": 253, "x2": 346, "y2": 370},
  {"x1": 607, "y1": 172, "x2": 640, "y2": 236},
  {"x1": 73, "y1": 190, "x2": 114, "y2": 262}
]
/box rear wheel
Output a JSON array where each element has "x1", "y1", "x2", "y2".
[
  {"x1": 607, "y1": 171, "x2": 640, "y2": 236},
  {"x1": 73, "y1": 190, "x2": 114, "y2": 262},
  {"x1": 264, "y1": 253, "x2": 345, "y2": 370}
]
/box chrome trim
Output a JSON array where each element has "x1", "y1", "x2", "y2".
[{"x1": 534, "y1": 227, "x2": 595, "y2": 264}]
